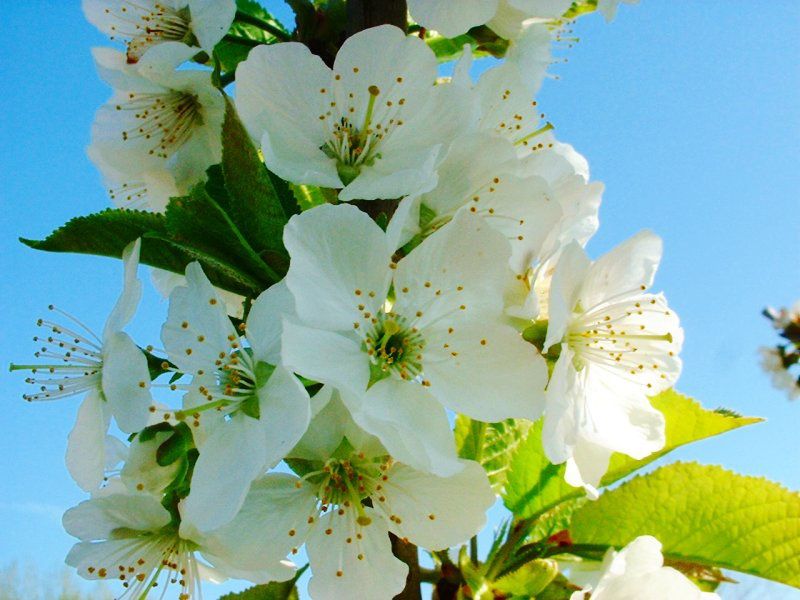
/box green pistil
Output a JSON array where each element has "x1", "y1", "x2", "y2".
[{"x1": 514, "y1": 122, "x2": 554, "y2": 146}]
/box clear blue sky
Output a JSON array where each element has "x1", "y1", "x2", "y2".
[{"x1": 1, "y1": 1, "x2": 798, "y2": 598}]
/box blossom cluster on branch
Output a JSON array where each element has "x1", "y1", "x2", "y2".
[{"x1": 12, "y1": 1, "x2": 799, "y2": 599}]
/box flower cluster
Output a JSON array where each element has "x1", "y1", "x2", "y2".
[
  {"x1": 760, "y1": 302, "x2": 800, "y2": 401},
  {"x1": 13, "y1": 1, "x2": 725, "y2": 599}
]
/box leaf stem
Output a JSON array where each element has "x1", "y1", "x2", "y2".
[{"x1": 234, "y1": 10, "x2": 291, "y2": 41}]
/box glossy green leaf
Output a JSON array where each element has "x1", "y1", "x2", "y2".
[
  {"x1": 455, "y1": 416, "x2": 531, "y2": 494},
  {"x1": 220, "y1": 98, "x2": 289, "y2": 270},
  {"x1": 570, "y1": 462, "x2": 800, "y2": 588},
  {"x1": 502, "y1": 419, "x2": 574, "y2": 519}
]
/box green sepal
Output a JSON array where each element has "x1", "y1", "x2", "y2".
[
  {"x1": 255, "y1": 361, "x2": 276, "y2": 386},
  {"x1": 137, "y1": 422, "x2": 174, "y2": 443},
  {"x1": 285, "y1": 458, "x2": 321, "y2": 478},
  {"x1": 239, "y1": 394, "x2": 261, "y2": 419},
  {"x1": 156, "y1": 422, "x2": 195, "y2": 467}
]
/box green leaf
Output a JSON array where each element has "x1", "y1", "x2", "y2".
[
  {"x1": 219, "y1": 565, "x2": 306, "y2": 600},
  {"x1": 502, "y1": 389, "x2": 761, "y2": 520},
  {"x1": 214, "y1": 0, "x2": 289, "y2": 74},
  {"x1": 455, "y1": 416, "x2": 531, "y2": 494},
  {"x1": 163, "y1": 181, "x2": 279, "y2": 289},
  {"x1": 569, "y1": 462, "x2": 800, "y2": 588},
  {"x1": 502, "y1": 419, "x2": 575, "y2": 519},
  {"x1": 20, "y1": 202, "x2": 271, "y2": 298},
  {"x1": 20, "y1": 209, "x2": 183, "y2": 271},
  {"x1": 221, "y1": 98, "x2": 289, "y2": 270},
  {"x1": 601, "y1": 389, "x2": 762, "y2": 486}
]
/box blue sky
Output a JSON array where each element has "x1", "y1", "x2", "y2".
[{"x1": 0, "y1": 1, "x2": 798, "y2": 598}]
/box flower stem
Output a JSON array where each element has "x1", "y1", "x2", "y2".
[{"x1": 390, "y1": 534, "x2": 422, "y2": 600}]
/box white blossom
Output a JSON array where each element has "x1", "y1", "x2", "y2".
[
  {"x1": 13, "y1": 240, "x2": 152, "y2": 491},
  {"x1": 161, "y1": 264, "x2": 310, "y2": 532},
  {"x1": 198, "y1": 390, "x2": 495, "y2": 600},
  {"x1": 408, "y1": 0, "x2": 572, "y2": 39},
  {"x1": 90, "y1": 42, "x2": 224, "y2": 194},
  {"x1": 236, "y1": 25, "x2": 471, "y2": 201},
  {"x1": 63, "y1": 493, "x2": 292, "y2": 599},
  {"x1": 759, "y1": 346, "x2": 800, "y2": 401},
  {"x1": 390, "y1": 132, "x2": 562, "y2": 273},
  {"x1": 571, "y1": 536, "x2": 720, "y2": 599},
  {"x1": 281, "y1": 204, "x2": 548, "y2": 476},
  {"x1": 540, "y1": 232, "x2": 683, "y2": 496},
  {"x1": 83, "y1": 0, "x2": 236, "y2": 63}
]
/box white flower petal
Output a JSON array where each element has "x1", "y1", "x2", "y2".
[
  {"x1": 121, "y1": 431, "x2": 182, "y2": 495},
  {"x1": 564, "y1": 439, "x2": 612, "y2": 497},
  {"x1": 161, "y1": 262, "x2": 237, "y2": 374},
  {"x1": 290, "y1": 388, "x2": 385, "y2": 462},
  {"x1": 338, "y1": 144, "x2": 440, "y2": 202},
  {"x1": 424, "y1": 322, "x2": 547, "y2": 421},
  {"x1": 505, "y1": 23, "x2": 552, "y2": 95},
  {"x1": 256, "y1": 366, "x2": 311, "y2": 468},
  {"x1": 307, "y1": 509, "x2": 407, "y2": 600},
  {"x1": 281, "y1": 320, "x2": 369, "y2": 394},
  {"x1": 544, "y1": 241, "x2": 591, "y2": 351},
  {"x1": 349, "y1": 379, "x2": 462, "y2": 477},
  {"x1": 66, "y1": 390, "x2": 109, "y2": 492},
  {"x1": 543, "y1": 345, "x2": 581, "y2": 464},
  {"x1": 235, "y1": 43, "x2": 339, "y2": 186},
  {"x1": 332, "y1": 25, "x2": 437, "y2": 136},
  {"x1": 284, "y1": 204, "x2": 392, "y2": 332},
  {"x1": 579, "y1": 230, "x2": 663, "y2": 308},
  {"x1": 188, "y1": 0, "x2": 237, "y2": 51},
  {"x1": 181, "y1": 413, "x2": 270, "y2": 532},
  {"x1": 578, "y1": 364, "x2": 666, "y2": 460},
  {"x1": 101, "y1": 331, "x2": 152, "y2": 433},
  {"x1": 196, "y1": 473, "x2": 317, "y2": 574},
  {"x1": 63, "y1": 493, "x2": 171, "y2": 541},
  {"x1": 408, "y1": 0, "x2": 499, "y2": 37},
  {"x1": 102, "y1": 238, "x2": 142, "y2": 339},
  {"x1": 246, "y1": 280, "x2": 295, "y2": 364},
  {"x1": 394, "y1": 209, "x2": 510, "y2": 331},
  {"x1": 379, "y1": 461, "x2": 495, "y2": 550}
]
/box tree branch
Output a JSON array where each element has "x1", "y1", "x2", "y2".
[
  {"x1": 391, "y1": 534, "x2": 422, "y2": 600},
  {"x1": 346, "y1": 0, "x2": 408, "y2": 36}
]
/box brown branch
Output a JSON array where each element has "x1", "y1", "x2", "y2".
[
  {"x1": 346, "y1": 0, "x2": 408, "y2": 36},
  {"x1": 391, "y1": 534, "x2": 422, "y2": 600}
]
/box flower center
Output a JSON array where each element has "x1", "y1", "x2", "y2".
[
  {"x1": 567, "y1": 294, "x2": 678, "y2": 389},
  {"x1": 318, "y1": 84, "x2": 407, "y2": 185},
  {"x1": 364, "y1": 313, "x2": 425, "y2": 385},
  {"x1": 117, "y1": 91, "x2": 203, "y2": 160},
  {"x1": 90, "y1": 527, "x2": 201, "y2": 600},
  {"x1": 104, "y1": 3, "x2": 193, "y2": 63},
  {"x1": 309, "y1": 452, "x2": 391, "y2": 526}
]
